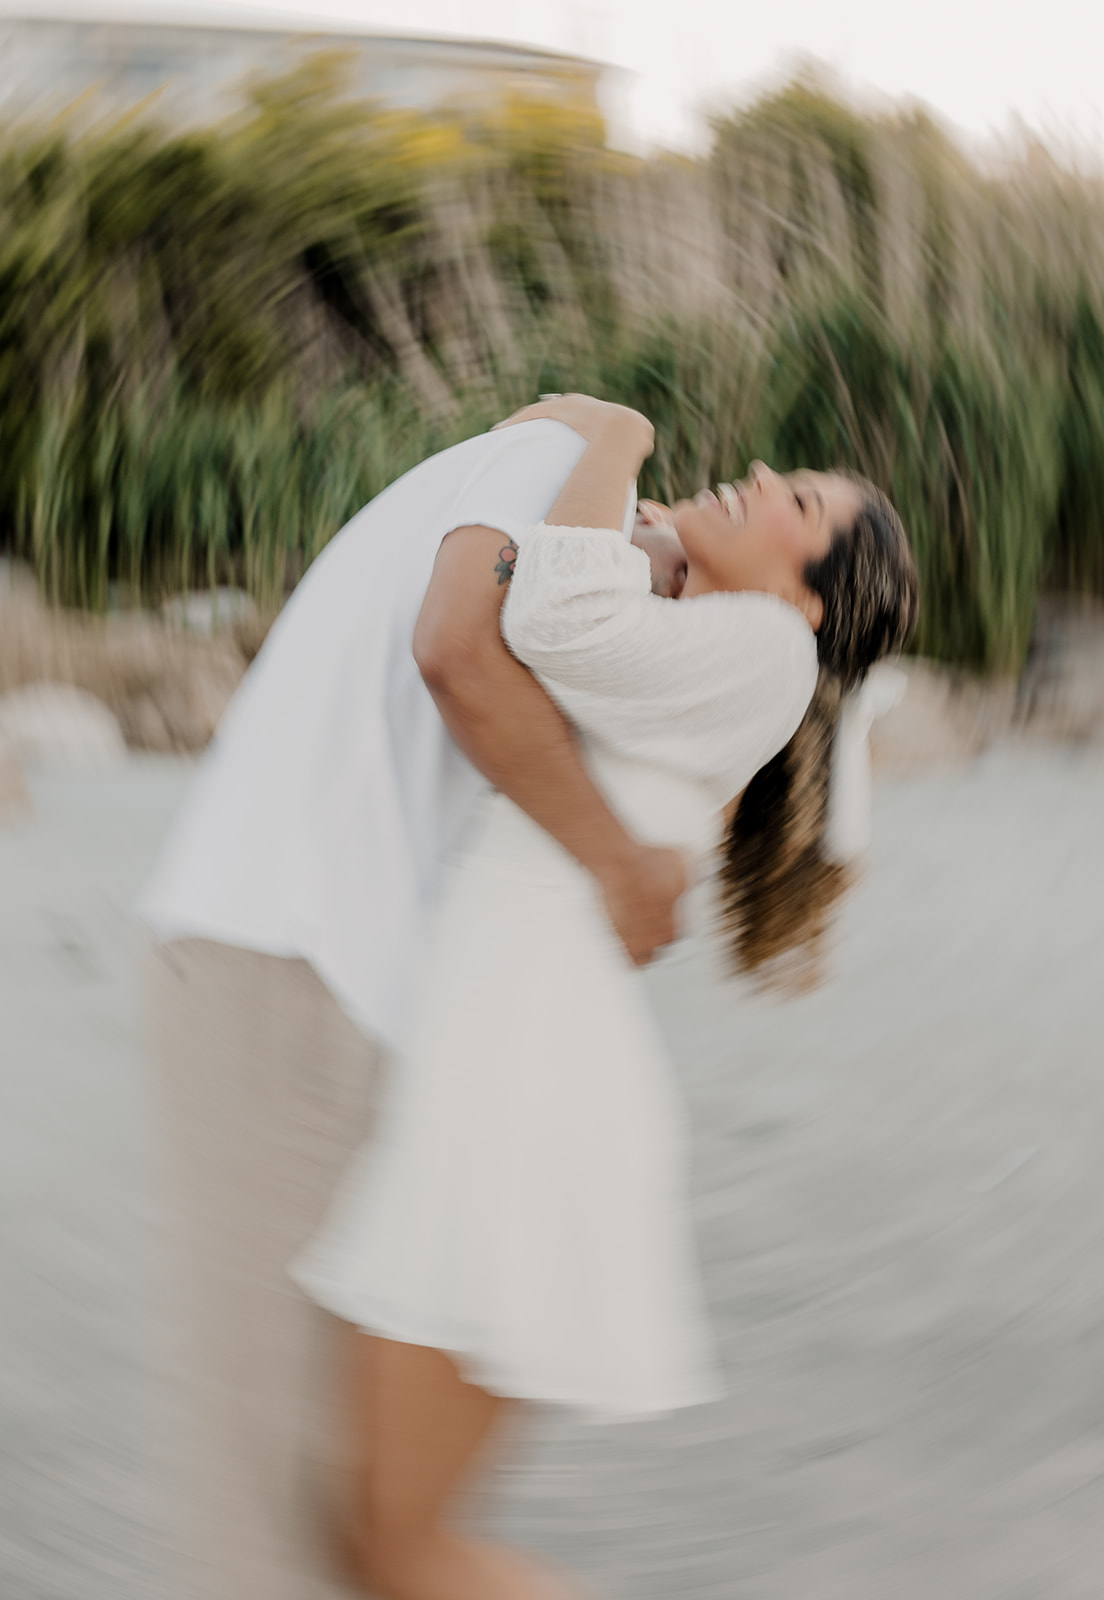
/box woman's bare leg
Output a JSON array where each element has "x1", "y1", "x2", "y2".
[{"x1": 339, "y1": 1328, "x2": 588, "y2": 1600}]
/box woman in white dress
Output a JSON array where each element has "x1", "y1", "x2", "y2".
[{"x1": 292, "y1": 395, "x2": 919, "y2": 1599}]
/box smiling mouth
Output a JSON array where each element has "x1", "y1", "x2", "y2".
[
  {"x1": 714, "y1": 482, "x2": 746, "y2": 525},
  {"x1": 672, "y1": 482, "x2": 747, "y2": 531}
]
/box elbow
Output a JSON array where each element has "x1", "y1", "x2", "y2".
[
  {"x1": 414, "y1": 630, "x2": 494, "y2": 705},
  {"x1": 412, "y1": 611, "x2": 459, "y2": 693},
  {"x1": 412, "y1": 632, "x2": 449, "y2": 695}
]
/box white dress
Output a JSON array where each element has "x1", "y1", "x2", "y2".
[{"x1": 291, "y1": 524, "x2": 818, "y2": 1421}]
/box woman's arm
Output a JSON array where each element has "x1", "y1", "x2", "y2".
[
  {"x1": 503, "y1": 530, "x2": 819, "y2": 792},
  {"x1": 492, "y1": 393, "x2": 654, "y2": 531}
]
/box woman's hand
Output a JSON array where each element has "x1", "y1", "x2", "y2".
[
  {"x1": 495, "y1": 392, "x2": 653, "y2": 532},
  {"x1": 492, "y1": 393, "x2": 654, "y2": 463}
]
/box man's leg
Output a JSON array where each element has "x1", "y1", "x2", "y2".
[{"x1": 146, "y1": 937, "x2": 383, "y2": 1600}]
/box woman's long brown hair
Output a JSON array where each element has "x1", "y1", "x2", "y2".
[{"x1": 719, "y1": 477, "x2": 919, "y2": 986}]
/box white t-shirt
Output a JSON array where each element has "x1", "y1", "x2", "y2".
[{"x1": 137, "y1": 420, "x2": 637, "y2": 1051}]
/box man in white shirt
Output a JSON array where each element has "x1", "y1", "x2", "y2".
[{"x1": 140, "y1": 403, "x2": 687, "y2": 1600}]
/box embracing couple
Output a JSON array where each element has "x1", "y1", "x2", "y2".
[{"x1": 140, "y1": 393, "x2": 918, "y2": 1600}]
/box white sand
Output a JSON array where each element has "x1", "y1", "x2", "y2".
[{"x1": 3, "y1": 744, "x2": 1104, "y2": 1599}]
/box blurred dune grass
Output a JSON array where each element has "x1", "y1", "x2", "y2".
[{"x1": 2, "y1": 56, "x2": 1104, "y2": 671}]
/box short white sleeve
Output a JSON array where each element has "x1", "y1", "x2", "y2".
[{"x1": 502, "y1": 522, "x2": 819, "y2": 797}]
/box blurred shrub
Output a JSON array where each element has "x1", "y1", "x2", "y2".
[
  {"x1": 762, "y1": 296, "x2": 1062, "y2": 669},
  {"x1": 2, "y1": 57, "x2": 1103, "y2": 669},
  {"x1": 1051, "y1": 294, "x2": 1104, "y2": 595}
]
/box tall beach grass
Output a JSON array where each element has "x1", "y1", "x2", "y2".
[{"x1": 2, "y1": 60, "x2": 1104, "y2": 670}]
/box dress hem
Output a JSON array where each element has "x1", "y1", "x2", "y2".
[{"x1": 292, "y1": 1266, "x2": 725, "y2": 1424}]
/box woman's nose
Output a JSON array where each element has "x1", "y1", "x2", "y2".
[{"x1": 747, "y1": 460, "x2": 773, "y2": 492}]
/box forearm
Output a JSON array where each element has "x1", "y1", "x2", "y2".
[
  {"x1": 425, "y1": 642, "x2": 637, "y2": 877},
  {"x1": 544, "y1": 413, "x2": 649, "y2": 531},
  {"x1": 415, "y1": 512, "x2": 687, "y2": 963},
  {"x1": 418, "y1": 394, "x2": 653, "y2": 878}
]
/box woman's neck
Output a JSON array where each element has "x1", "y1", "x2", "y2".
[{"x1": 679, "y1": 562, "x2": 722, "y2": 600}]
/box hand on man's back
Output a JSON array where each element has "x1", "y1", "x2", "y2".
[{"x1": 595, "y1": 844, "x2": 690, "y2": 967}]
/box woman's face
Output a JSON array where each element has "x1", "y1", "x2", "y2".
[{"x1": 667, "y1": 463, "x2": 863, "y2": 628}]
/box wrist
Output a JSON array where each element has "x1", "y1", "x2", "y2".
[
  {"x1": 594, "y1": 407, "x2": 653, "y2": 467},
  {"x1": 582, "y1": 831, "x2": 646, "y2": 886}
]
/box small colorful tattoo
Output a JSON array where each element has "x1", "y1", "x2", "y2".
[{"x1": 495, "y1": 539, "x2": 519, "y2": 585}]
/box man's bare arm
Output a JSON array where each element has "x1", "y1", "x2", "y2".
[{"x1": 414, "y1": 524, "x2": 686, "y2": 966}]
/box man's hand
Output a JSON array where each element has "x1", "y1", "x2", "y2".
[
  {"x1": 594, "y1": 844, "x2": 690, "y2": 967},
  {"x1": 415, "y1": 524, "x2": 688, "y2": 968}
]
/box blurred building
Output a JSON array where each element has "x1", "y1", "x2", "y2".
[{"x1": 0, "y1": 9, "x2": 606, "y2": 125}]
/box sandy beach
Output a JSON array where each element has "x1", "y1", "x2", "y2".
[{"x1": 3, "y1": 742, "x2": 1104, "y2": 1598}]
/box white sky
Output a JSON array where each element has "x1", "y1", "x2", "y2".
[{"x1": 10, "y1": 0, "x2": 1104, "y2": 163}]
